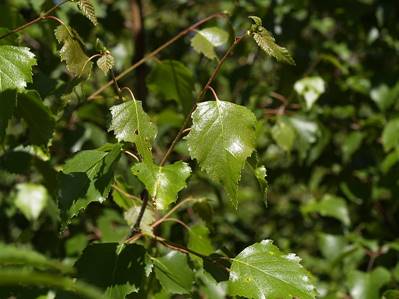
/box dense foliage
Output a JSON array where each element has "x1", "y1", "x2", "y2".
[{"x1": 1, "y1": 0, "x2": 399, "y2": 298}]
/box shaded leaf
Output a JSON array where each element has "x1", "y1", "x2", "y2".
[
  {"x1": 249, "y1": 16, "x2": 295, "y2": 65},
  {"x1": 147, "y1": 60, "x2": 194, "y2": 113},
  {"x1": 0, "y1": 45, "x2": 37, "y2": 92},
  {"x1": 152, "y1": 251, "x2": 195, "y2": 295},
  {"x1": 302, "y1": 194, "x2": 351, "y2": 226},
  {"x1": 109, "y1": 99, "x2": 157, "y2": 162},
  {"x1": 228, "y1": 240, "x2": 316, "y2": 299},
  {"x1": 382, "y1": 117, "x2": 399, "y2": 152},
  {"x1": 186, "y1": 100, "x2": 257, "y2": 207},
  {"x1": 131, "y1": 161, "x2": 191, "y2": 210},
  {"x1": 348, "y1": 268, "x2": 391, "y2": 299},
  {"x1": 0, "y1": 89, "x2": 16, "y2": 142},
  {"x1": 75, "y1": 243, "x2": 145, "y2": 298},
  {"x1": 190, "y1": 27, "x2": 229, "y2": 60},
  {"x1": 188, "y1": 224, "x2": 214, "y2": 256},
  {"x1": 271, "y1": 116, "x2": 296, "y2": 152},
  {"x1": 17, "y1": 91, "x2": 55, "y2": 146}
]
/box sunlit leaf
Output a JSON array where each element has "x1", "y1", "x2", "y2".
[
  {"x1": 249, "y1": 16, "x2": 295, "y2": 65},
  {"x1": 76, "y1": 0, "x2": 98, "y2": 26},
  {"x1": 294, "y1": 76, "x2": 326, "y2": 109},
  {"x1": 348, "y1": 268, "x2": 390, "y2": 299},
  {"x1": 271, "y1": 117, "x2": 296, "y2": 152},
  {"x1": 186, "y1": 100, "x2": 257, "y2": 207},
  {"x1": 97, "y1": 52, "x2": 114, "y2": 74},
  {"x1": 382, "y1": 117, "x2": 399, "y2": 152},
  {"x1": 0, "y1": 45, "x2": 37, "y2": 92},
  {"x1": 228, "y1": 240, "x2": 316, "y2": 299},
  {"x1": 109, "y1": 99, "x2": 157, "y2": 162}
]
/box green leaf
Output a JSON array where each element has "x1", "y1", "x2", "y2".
[
  {"x1": 370, "y1": 82, "x2": 399, "y2": 111},
  {"x1": 249, "y1": 17, "x2": 295, "y2": 65},
  {"x1": 17, "y1": 91, "x2": 56, "y2": 146},
  {"x1": 124, "y1": 205, "x2": 155, "y2": 235},
  {"x1": 190, "y1": 27, "x2": 229, "y2": 60},
  {"x1": 382, "y1": 117, "x2": 399, "y2": 152},
  {"x1": 152, "y1": 251, "x2": 195, "y2": 295},
  {"x1": 188, "y1": 224, "x2": 214, "y2": 256},
  {"x1": 246, "y1": 153, "x2": 269, "y2": 204},
  {"x1": 185, "y1": 100, "x2": 257, "y2": 207},
  {"x1": 147, "y1": 60, "x2": 194, "y2": 114},
  {"x1": 75, "y1": 243, "x2": 145, "y2": 298},
  {"x1": 76, "y1": 0, "x2": 98, "y2": 26},
  {"x1": 0, "y1": 243, "x2": 73, "y2": 273},
  {"x1": 0, "y1": 45, "x2": 37, "y2": 92},
  {"x1": 341, "y1": 131, "x2": 365, "y2": 163},
  {"x1": 348, "y1": 267, "x2": 391, "y2": 299},
  {"x1": 271, "y1": 117, "x2": 296, "y2": 152},
  {"x1": 58, "y1": 144, "x2": 122, "y2": 224},
  {"x1": 228, "y1": 240, "x2": 316, "y2": 299},
  {"x1": 318, "y1": 233, "x2": 347, "y2": 261},
  {"x1": 54, "y1": 25, "x2": 92, "y2": 77},
  {"x1": 13, "y1": 183, "x2": 48, "y2": 221},
  {"x1": 0, "y1": 89, "x2": 16, "y2": 142},
  {"x1": 294, "y1": 76, "x2": 326, "y2": 109},
  {"x1": 302, "y1": 194, "x2": 351, "y2": 226},
  {"x1": 97, "y1": 52, "x2": 114, "y2": 74},
  {"x1": 383, "y1": 290, "x2": 399, "y2": 299},
  {"x1": 109, "y1": 99, "x2": 157, "y2": 162},
  {"x1": 131, "y1": 161, "x2": 191, "y2": 210}
]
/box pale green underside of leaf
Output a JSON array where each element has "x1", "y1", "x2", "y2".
[
  {"x1": 0, "y1": 45, "x2": 37, "y2": 92},
  {"x1": 131, "y1": 161, "x2": 191, "y2": 210},
  {"x1": 97, "y1": 53, "x2": 114, "y2": 74},
  {"x1": 228, "y1": 240, "x2": 316, "y2": 299},
  {"x1": 109, "y1": 100, "x2": 157, "y2": 162},
  {"x1": 13, "y1": 183, "x2": 48, "y2": 221},
  {"x1": 252, "y1": 28, "x2": 295, "y2": 65},
  {"x1": 77, "y1": 0, "x2": 98, "y2": 26},
  {"x1": 190, "y1": 27, "x2": 229, "y2": 60},
  {"x1": 186, "y1": 100, "x2": 256, "y2": 207}
]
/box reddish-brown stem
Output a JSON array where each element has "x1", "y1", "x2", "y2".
[
  {"x1": 159, "y1": 35, "x2": 245, "y2": 166},
  {"x1": 0, "y1": 0, "x2": 70, "y2": 40},
  {"x1": 88, "y1": 12, "x2": 227, "y2": 100}
]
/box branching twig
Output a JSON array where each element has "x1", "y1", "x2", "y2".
[
  {"x1": 0, "y1": 0, "x2": 70, "y2": 40},
  {"x1": 151, "y1": 197, "x2": 197, "y2": 228},
  {"x1": 88, "y1": 12, "x2": 227, "y2": 100}
]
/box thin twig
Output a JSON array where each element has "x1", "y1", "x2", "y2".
[
  {"x1": 88, "y1": 12, "x2": 227, "y2": 100},
  {"x1": 132, "y1": 191, "x2": 150, "y2": 233},
  {"x1": 111, "y1": 184, "x2": 141, "y2": 201},
  {"x1": 151, "y1": 197, "x2": 197, "y2": 228},
  {"x1": 0, "y1": 0, "x2": 70, "y2": 40},
  {"x1": 159, "y1": 35, "x2": 245, "y2": 166},
  {"x1": 153, "y1": 217, "x2": 191, "y2": 231},
  {"x1": 124, "y1": 150, "x2": 139, "y2": 161},
  {"x1": 111, "y1": 70, "x2": 123, "y2": 101}
]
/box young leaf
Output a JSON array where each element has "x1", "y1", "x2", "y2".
[
  {"x1": 17, "y1": 91, "x2": 56, "y2": 146},
  {"x1": 248, "y1": 16, "x2": 295, "y2": 65},
  {"x1": 302, "y1": 194, "x2": 351, "y2": 226},
  {"x1": 0, "y1": 90, "x2": 17, "y2": 142},
  {"x1": 152, "y1": 251, "x2": 195, "y2": 295},
  {"x1": 147, "y1": 60, "x2": 194, "y2": 114},
  {"x1": 97, "y1": 52, "x2": 114, "y2": 74},
  {"x1": 228, "y1": 240, "x2": 316, "y2": 299},
  {"x1": 109, "y1": 100, "x2": 157, "y2": 162},
  {"x1": 190, "y1": 27, "x2": 229, "y2": 60},
  {"x1": 76, "y1": 0, "x2": 98, "y2": 26},
  {"x1": 54, "y1": 25, "x2": 92, "y2": 76},
  {"x1": 0, "y1": 45, "x2": 37, "y2": 92},
  {"x1": 185, "y1": 100, "x2": 257, "y2": 207},
  {"x1": 75, "y1": 243, "x2": 146, "y2": 298},
  {"x1": 131, "y1": 161, "x2": 191, "y2": 210},
  {"x1": 13, "y1": 183, "x2": 48, "y2": 221}
]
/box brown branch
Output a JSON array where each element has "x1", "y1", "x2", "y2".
[
  {"x1": 0, "y1": 0, "x2": 70, "y2": 40},
  {"x1": 88, "y1": 12, "x2": 227, "y2": 100}
]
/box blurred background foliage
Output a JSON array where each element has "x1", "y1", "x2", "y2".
[{"x1": 1, "y1": 0, "x2": 399, "y2": 298}]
